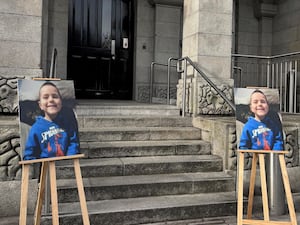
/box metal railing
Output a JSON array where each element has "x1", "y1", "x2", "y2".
[
  {"x1": 49, "y1": 48, "x2": 57, "y2": 78},
  {"x1": 149, "y1": 58, "x2": 179, "y2": 104},
  {"x1": 178, "y1": 57, "x2": 236, "y2": 117},
  {"x1": 150, "y1": 56, "x2": 236, "y2": 116},
  {"x1": 232, "y1": 52, "x2": 300, "y2": 113}
]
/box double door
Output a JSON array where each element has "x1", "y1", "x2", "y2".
[{"x1": 67, "y1": 0, "x2": 134, "y2": 99}]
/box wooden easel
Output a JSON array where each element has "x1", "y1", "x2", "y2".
[
  {"x1": 19, "y1": 154, "x2": 90, "y2": 225},
  {"x1": 237, "y1": 150, "x2": 297, "y2": 225}
]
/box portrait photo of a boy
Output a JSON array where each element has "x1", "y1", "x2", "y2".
[
  {"x1": 18, "y1": 79, "x2": 80, "y2": 160},
  {"x1": 234, "y1": 88, "x2": 284, "y2": 151}
]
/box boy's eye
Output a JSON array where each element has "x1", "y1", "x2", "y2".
[{"x1": 41, "y1": 94, "x2": 59, "y2": 99}]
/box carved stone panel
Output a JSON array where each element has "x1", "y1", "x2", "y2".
[
  {"x1": 0, "y1": 76, "x2": 23, "y2": 114},
  {"x1": 0, "y1": 128, "x2": 21, "y2": 180}
]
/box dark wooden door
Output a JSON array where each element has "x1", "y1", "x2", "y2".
[{"x1": 67, "y1": 0, "x2": 134, "y2": 99}]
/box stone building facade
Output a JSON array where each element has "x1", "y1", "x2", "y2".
[{"x1": 1, "y1": 0, "x2": 300, "y2": 217}]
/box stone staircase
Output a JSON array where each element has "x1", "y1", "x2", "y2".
[{"x1": 42, "y1": 100, "x2": 237, "y2": 225}]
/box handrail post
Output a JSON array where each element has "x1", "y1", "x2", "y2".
[
  {"x1": 49, "y1": 48, "x2": 57, "y2": 78},
  {"x1": 182, "y1": 59, "x2": 187, "y2": 117},
  {"x1": 267, "y1": 58, "x2": 271, "y2": 87},
  {"x1": 167, "y1": 57, "x2": 179, "y2": 105},
  {"x1": 294, "y1": 60, "x2": 298, "y2": 113},
  {"x1": 150, "y1": 62, "x2": 154, "y2": 103}
]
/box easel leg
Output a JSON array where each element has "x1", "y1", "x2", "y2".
[
  {"x1": 34, "y1": 162, "x2": 49, "y2": 225},
  {"x1": 237, "y1": 152, "x2": 244, "y2": 225},
  {"x1": 19, "y1": 164, "x2": 30, "y2": 225},
  {"x1": 49, "y1": 161, "x2": 59, "y2": 225},
  {"x1": 259, "y1": 154, "x2": 270, "y2": 221},
  {"x1": 74, "y1": 158, "x2": 90, "y2": 225},
  {"x1": 279, "y1": 154, "x2": 297, "y2": 225},
  {"x1": 247, "y1": 153, "x2": 258, "y2": 219}
]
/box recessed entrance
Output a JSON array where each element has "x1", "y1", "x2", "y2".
[{"x1": 67, "y1": 0, "x2": 134, "y2": 99}]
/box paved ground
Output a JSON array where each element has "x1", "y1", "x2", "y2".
[{"x1": 1, "y1": 213, "x2": 300, "y2": 225}]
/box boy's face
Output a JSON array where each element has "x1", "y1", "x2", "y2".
[
  {"x1": 39, "y1": 84, "x2": 62, "y2": 120},
  {"x1": 250, "y1": 92, "x2": 269, "y2": 121}
]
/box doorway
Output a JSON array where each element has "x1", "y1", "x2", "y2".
[{"x1": 67, "y1": 0, "x2": 134, "y2": 99}]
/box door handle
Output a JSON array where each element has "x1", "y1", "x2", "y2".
[{"x1": 111, "y1": 40, "x2": 115, "y2": 60}]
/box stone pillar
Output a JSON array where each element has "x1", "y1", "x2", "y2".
[
  {"x1": 254, "y1": 1, "x2": 277, "y2": 56},
  {"x1": 152, "y1": 3, "x2": 182, "y2": 103},
  {"x1": 182, "y1": 0, "x2": 233, "y2": 79},
  {"x1": 0, "y1": 0, "x2": 43, "y2": 78},
  {"x1": 180, "y1": 0, "x2": 234, "y2": 115}
]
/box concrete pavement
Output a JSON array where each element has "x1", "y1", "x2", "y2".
[{"x1": 1, "y1": 213, "x2": 300, "y2": 225}]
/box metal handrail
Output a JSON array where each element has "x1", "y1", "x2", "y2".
[
  {"x1": 150, "y1": 61, "x2": 177, "y2": 104},
  {"x1": 178, "y1": 57, "x2": 236, "y2": 117},
  {"x1": 232, "y1": 51, "x2": 300, "y2": 113},
  {"x1": 49, "y1": 48, "x2": 57, "y2": 78},
  {"x1": 232, "y1": 51, "x2": 300, "y2": 60},
  {"x1": 167, "y1": 57, "x2": 179, "y2": 104}
]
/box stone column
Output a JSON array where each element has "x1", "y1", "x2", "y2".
[
  {"x1": 0, "y1": 0, "x2": 43, "y2": 78},
  {"x1": 254, "y1": 1, "x2": 277, "y2": 56},
  {"x1": 182, "y1": 0, "x2": 233, "y2": 79},
  {"x1": 180, "y1": 0, "x2": 234, "y2": 115}
]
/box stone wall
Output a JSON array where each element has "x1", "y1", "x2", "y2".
[
  {"x1": 273, "y1": 0, "x2": 300, "y2": 54},
  {"x1": 193, "y1": 114, "x2": 300, "y2": 193},
  {"x1": 0, "y1": 0, "x2": 43, "y2": 78},
  {"x1": 176, "y1": 76, "x2": 234, "y2": 115},
  {"x1": 236, "y1": 0, "x2": 300, "y2": 55},
  {"x1": 41, "y1": 0, "x2": 69, "y2": 79},
  {"x1": 136, "y1": 0, "x2": 183, "y2": 102},
  {"x1": 183, "y1": 0, "x2": 233, "y2": 80}
]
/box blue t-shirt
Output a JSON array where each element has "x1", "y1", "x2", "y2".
[
  {"x1": 23, "y1": 113, "x2": 80, "y2": 160},
  {"x1": 239, "y1": 116, "x2": 283, "y2": 150}
]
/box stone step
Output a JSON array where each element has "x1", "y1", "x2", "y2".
[
  {"x1": 77, "y1": 116, "x2": 192, "y2": 128},
  {"x1": 41, "y1": 192, "x2": 237, "y2": 225},
  {"x1": 79, "y1": 127, "x2": 201, "y2": 142},
  {"x1": 75, "y1": 100, "x2": 180, "y2": 116},
  {"x1": 57, "y1": 172, "x2": 235, "y2": 203},
  {"x1": 55, "y1": 155, "x2": 223, "y2": 179},
  {"x1": 80, "y1": 140, "x2": 211, "y2": 158}
]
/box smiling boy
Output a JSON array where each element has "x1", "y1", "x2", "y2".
[
  {"x1": 23, "y1": 82, "x2": 80, "y2": 160},
  {"x1": 239, "y1": 90, "x2": 283, "y2": 150}
]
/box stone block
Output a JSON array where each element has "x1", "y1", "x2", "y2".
[
  {"x1": 198, "y1": 12, "x2": 232, "y2": 35},
  {"x1": 182, "y1": 11, "x2": 199, "y2": 37},
  {"x1": 0, "y1": 0, "x2": 42, "y2": 16},
  {"x1": 0, "y1": 14, "x2": 41, "y2": 42},
  {"x1": 0, "y1": 68, "x2": 42, "y2": 78},
  {"x1": 195, "y1": 55, "x2": 232, "y2": 79},
  {"x1": 198, "y1": 0, "x2": 233, "y2": 14},
  {"x1": 0, "y1": 180, "x2": 38, "y2": 217},
  {"x1": 197, "y1": 33, "x2": 232, "y2": 56},
  {"x1": 136, "y1": 20, "x2": 154, "y2": 37},
  {"x1": 137, "y1": 5, "x2": 154, "y2": 23},
  {"x1": 156, "y1": 5, "x2": 181, "y2": 23},
  {"x1": 184, "y1": 0, "x2": 200, "y2": 17},
  {"x1": 137, "y1": 37, "x2": 154, "y2": 53},
  {"x1": 155, "y1": 37, "x2": 180, "y2": 53},
  {"x1": 155, "y1": 22, "x2": 181, "y2": 38},
  {"x1": 0, "y1": 41, "x2": 41, "y2": 68},
  {"x1": 182, "y1": 35, "x2": 200, "y2": 56},
  {"x1": 51, "y1": 0, "x2": 68, "y2": 13}
]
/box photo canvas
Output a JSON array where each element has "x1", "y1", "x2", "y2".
[
  {"x1": 18, "y1": 79, "x2": 80, "y2": 160},
  {"x1": 234, "y1": 88, "x2": 284, "y2": 151}
]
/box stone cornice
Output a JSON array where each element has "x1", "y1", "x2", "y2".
[
  {"x1": 254, "y1": 1, "x2": 278, "y2": 18},
  {"x1": 148, "y1": 0, "x2": 183, "y2": 7}
]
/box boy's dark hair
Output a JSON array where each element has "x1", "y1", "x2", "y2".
[
  {"x1": 39, "y1": 81, "x2": 62, "y2": 99},
  {"x1": 250, "y1": 89, "x2": 268, "y2": 104}
]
